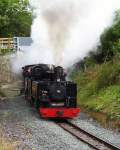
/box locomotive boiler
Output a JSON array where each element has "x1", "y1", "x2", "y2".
[{"x1": 22, "y1": 64, "x2": 80, "y2": 118}]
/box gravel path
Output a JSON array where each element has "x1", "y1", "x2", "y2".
[
  {"x1": 0, "y1": 96, "x2": 92, "y2": 150},
  {"x1": 71, "y1": 113, "x2": 120, "y2": 148}
]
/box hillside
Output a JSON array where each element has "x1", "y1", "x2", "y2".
[
  {"x1": 72, "y1": 57, "x2": 120, "y2": 120},
  {"x1": 71, "y1": 11, "x2": 120, "y2": 121}
]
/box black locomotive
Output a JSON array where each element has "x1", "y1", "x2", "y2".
[{"x1": 22, "y1": 64, "x2": 80, "y2": 118}]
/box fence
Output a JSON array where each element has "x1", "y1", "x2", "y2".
[
  {"x1": 0, "y1": 38, "x2": 14, "y2": 49},
  {"x1": 0, "y1": 38, "x2": 14, "y2": 54}
]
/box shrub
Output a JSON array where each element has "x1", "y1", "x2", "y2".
[{"x1": 0, "y1": 49, "x2": 13, "y2": 55}]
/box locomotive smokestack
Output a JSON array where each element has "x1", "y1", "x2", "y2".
[{"x1": 54, "y1": 66, "x2": 66, "y2": 82}]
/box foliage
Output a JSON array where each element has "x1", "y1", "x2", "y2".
[
  {"x1": 72, "y1": 56, "x2": 120, "y2": 120},
  {"x1": 0, "y1": 48, "x2": 13, "y2": 55},
  {"x1": 71, "y1": 10, "x2": 120, "y2": 120},
  {"x1": 0, "y1": 0, "x2": 32, "y2": 37},
  {"x1": 85, "y1": 85, "x2": 120, "y2": 119},
  {"x1": 97, "y1": 10, "x2": 120, "y2": 62}
]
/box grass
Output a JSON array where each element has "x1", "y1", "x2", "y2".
[
  {"x1": 80, "y1": 86, "x2": 120, "y2": 119},
  {"x1": 71, "y1": 56, "x2": 120, "y2": 120},
  {"x1": 0, "y1": 139, "x2": 14, "y2": 150},
  {"x1": 0, "y1": 49, "x2": 14, "y2": 56}
]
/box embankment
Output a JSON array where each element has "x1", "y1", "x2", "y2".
[{"x1": 72, "y1": 56, "x2": 120, "y2": 129}]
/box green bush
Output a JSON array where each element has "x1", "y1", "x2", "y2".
[
  {"x1": 97, "y1": 10, "x2": 120, "y2": 62},
  {"x1": 71, "y1": 58, "x2": 120, "y2": 119},
  {"x1": 96, "y1": 61, "x2": 120, "y2": 90}
]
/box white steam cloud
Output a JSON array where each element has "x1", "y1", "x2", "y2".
[{"x1": 12, "y1": 0, "x2": 120, "y2": 72}]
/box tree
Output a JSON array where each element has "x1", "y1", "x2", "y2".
[
  {"x1": 0, "y1": 0, "x2": 32, "y2": 37},
  {"x1": 97, "y1": 10, "x2": 120, "y2": 62}
]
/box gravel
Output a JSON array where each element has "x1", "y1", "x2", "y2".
[
  {"x1": 1, "y1": 81, "x2": 119, "y2": 150},
  {"x1": 71, "y1": 113, "x2": 120, "y2": 148},
  {"x1": 0, "y1": 96, "x2": 93, "y2": 150}
]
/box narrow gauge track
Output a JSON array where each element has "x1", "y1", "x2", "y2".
[{"x1": 57, "y1": 121, "x2": 120, "y2": 150}]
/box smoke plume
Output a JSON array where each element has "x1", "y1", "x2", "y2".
[{"x1": 13, "y1": 0, "x2": 120, "y2": 72}]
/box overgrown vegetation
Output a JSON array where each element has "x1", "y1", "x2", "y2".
[
  {"x1": 72, "y1": 10, "x2": 120, "y2": 120},
  {"x1": 0, "y1": 48, "x2": 13, "y2": 55},
  {"x1": 0, "y1": 0, "x2": 32, "y2": 37}
]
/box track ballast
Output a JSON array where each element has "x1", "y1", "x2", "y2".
[{"x1": 57, "y1": 121, "x2": 120, "y2": 150}]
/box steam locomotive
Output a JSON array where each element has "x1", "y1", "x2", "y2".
[{"x1": 22, "y1": 64, "x2": 80, "y2": 118}]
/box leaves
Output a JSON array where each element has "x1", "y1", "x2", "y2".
[
  {"x1": 72, "y1": 58, "x2": 120, "y2": 119},
  {"x1": 98, "y1": 10, "x2": 120, "y2": 61},
  {"x1": 0, "y1": 0, "x2": 32, "y2": 37}
]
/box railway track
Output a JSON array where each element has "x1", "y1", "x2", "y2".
[{"x1": 57, "y1": 121, "x2": 120, "y2": 150}]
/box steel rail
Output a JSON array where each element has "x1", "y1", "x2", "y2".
[{"x1": 57, "y1": 121, "x2": 120, "y2": 150}]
